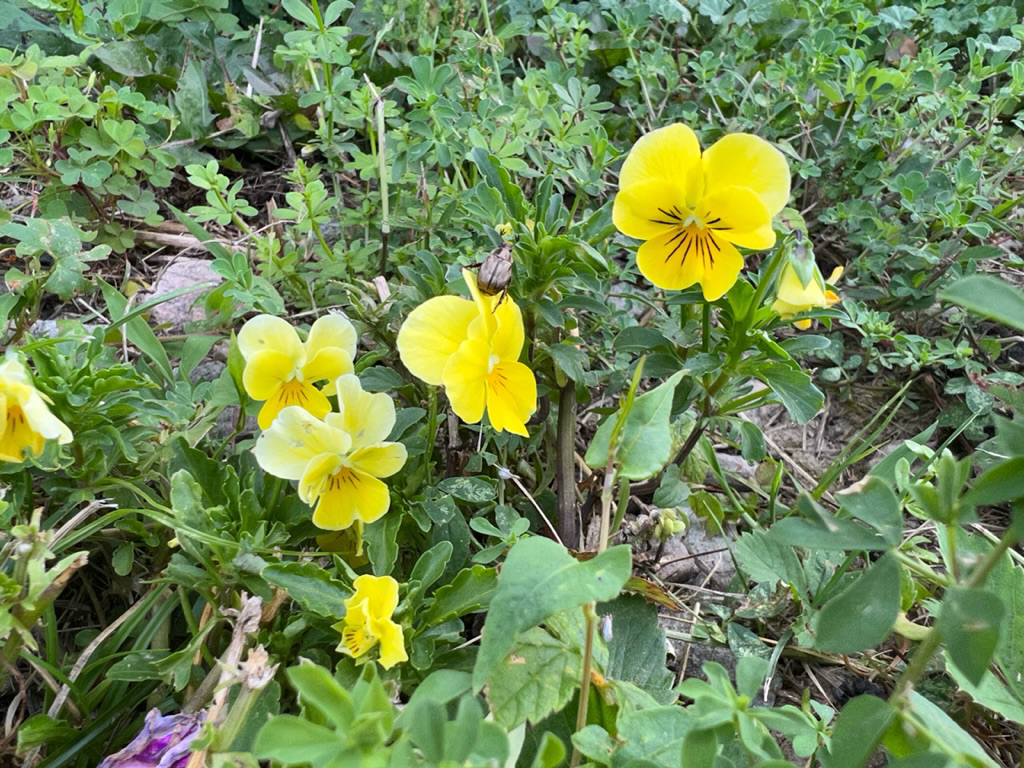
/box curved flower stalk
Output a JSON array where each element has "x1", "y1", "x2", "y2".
[
  {"x1": 0, "y1": 356, "x2": 72, "y2": 463},
  {"x1": 333, "y1": 574, "x2": 407, "y2": 669},
  {"x1": 253, "y1": 374, "x2": 407, "y2": 530},
  {"x1": 396, "y1": 269, "x2": 537, "y2": 436},
  {"x1": 772, "y1": 263, "x2": 843, "y2": 329},
  {"x1": 613, "y1": 123, "x2": 791, "y2": 300},
  {"x1": 238, "y1": 314, "x2": 357, "y2": 429}
]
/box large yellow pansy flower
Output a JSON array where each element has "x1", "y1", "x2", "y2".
[
  {"x1": 772, "y1": 263, "x2": 843, "y2": 330},
  {"x1": 333, "y1": 574, "x2": 407, "y2": 669},
  {"x1": 396, "y1": 270, "x2": 537, "y2": 436},
  {"x1": 613, "y1": 124, "x2": 791, "y2": 300},
  {"x1": 239, "y1": 314, "x2": 357, "y2": 429},
  {"x1": 252, "y1": 374, "x2": 407, "y2": 530},
  {"x1": 0, "y1": 357, "x2": 72, "y2": 463}
]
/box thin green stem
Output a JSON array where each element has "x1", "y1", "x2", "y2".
[{"x1": 424, "y1": 386, "x2": 439, "y2": 485}]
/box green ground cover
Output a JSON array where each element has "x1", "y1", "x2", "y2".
[{"x1": 1, "y1": 0, "x2": 1024, "y2": 765}]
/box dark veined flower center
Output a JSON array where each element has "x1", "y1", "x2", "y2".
[{"x1": 649, "y1": 206, "x2": 729, "y2": 268}]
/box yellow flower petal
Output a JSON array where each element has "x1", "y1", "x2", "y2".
[
  {"x1": 486, "y1": 361, "x2": 537, "y2": 436},
  {"x1": 613, "y1": 181, "x2": 688, "y2": 241},
  {"x1": 776, "y1": 263, "x2": 827, "y2": 307},
  {"x1": 620, "y1": 124, "x2": 704, "y2": 208},
  {"x1": 490, "y1": 299, "x2": 525, "y2": 363},
  {"x1": 442, "y1": 338, "x2": 489, "y2": 425},
  {"x1": 635, "y1": 227, "x2": 705, "y2": 291},
  {"x1": 333, "y1": 374, "x2": 396, "y2": 449},
  {"x1": 349, "y1": 442, "x2": 408, "y2": 478},
  {"x1": 253, "y1": 405, "x2": 347, "y2": 480},
  {"x1": 701, "y1": 133, "x2": 791, "y2": 217},
  {"x1": 0, "y1": 404, "x2": 44, "y2": 462},
  {"x1": 696, "y1": 237, "x2": 744, "y2": 301},
  {"x1": 21, "y1": 392, "x2": 72, "y2": 444},
  {"x1": 238, "y1": 315, "x2": 303, "y2": 363},
  {"x1": 298, "y1": 452, "x2": 343, "y2": 506},
  {"x1": 349, "y1": 574, "x2": 400, "y2": 618},
  {"x1": 698, "y1": 187, "x2": 776, "y2": 250},
  {"x1": 243, "y1": 349, "x2": 295, "y2": 400},
  {"x1": 397, "y1": 295, "x2": 479, "y2": 386},
  {"x1": 827, "y1": 265, "x2": 845, "y2": 283},
  {"x1": 257, "y1": 378, "x2": 331, "y2": 429},
  {"x1": 302, "y1": 315, "x2": 358, "y2": 382},
  {"x1": 371, "y1": 617, "x2": 408, "y2": 669},
  {"x1": 339, "y1": 600, "x2": 376, "y2": 658},
  {"x1": 312, "y1": 468, "x2": 391, "y2": 529}
]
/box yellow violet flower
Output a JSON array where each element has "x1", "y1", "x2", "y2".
[
  {"x1": 0, "y1": 357, "x2": 72, "y2": 463},
  {"x1": 253, "y1": 374, "x2": 407, "y2": 530},
  {"x1": 396, "y1": 270, "x2": 537, "y2": 436},
  {"x1": 613, "y1": 124, "x2": 791, "y2": 300},
  {"x1": 239, "y1": 314, "x2": 357, "y2": 429},
  {"x1": 334, "y1": 574, "x2": 407, "y2": 669},
  {"x1": 772, "y1": 264, "x2": 843, "y2": 330}
]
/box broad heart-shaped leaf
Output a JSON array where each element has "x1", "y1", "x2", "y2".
[
  {"x1": 754, "y1": 362, "x2": 824, "y2": 424},
  {"x1": 813, "y1": 553, "x2": 900, "y2": 652},
  {"x1": 262, "y1": 561, "x2": 351, "y2": 618},
  {"x1": 941, "y1": 275, "x2": 1024, "y2": 333},
  {"x1": 820, "y1": 695, "x2": 894, "y2": 768},
  {"x1": 734, "y1": 530, "x2": 808, "y2": 599},
  {"x1": 599, "y1": 595, "x2": 675, "y2": 704},
  {"x1": 472, "y1": 537, "x2": 631, "y2": 691},
  {"x1": 937, "y1": 585, "x2": 1005, "y2": 686},
  {"x1": 485, "y1": 625, "x2": 581, "y2": 729},
  {"x1": 585, "y1": 371, "x2": 684, "y2": 480}
]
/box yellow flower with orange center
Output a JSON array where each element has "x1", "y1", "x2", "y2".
[
  {"x1": 253, "y1": 374, "x2": 407, "y2": 530},
  {"x1": 332, "y1": 574, "x2": 407, "y2": 669},
  {"x1": 0, "y1": 357, "x2": 72, "y2": 463},
  {"x1": 613, "y1": 124, "x2": 791, "y2": 300},
  {"x1": 396, "y1": 269, "x2": 537, "y2": 436},
  {"x1": 238, "y1": 314, "x2": 357, "y2": 429}
]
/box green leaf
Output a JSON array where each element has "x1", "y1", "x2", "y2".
[
  {"x1": 473, "y1": 538, "x2": 631, "y2": 690},
  {"x1": 585, "y1": 371, "x2": 684, "y2": 480},
  {"x1": 286, "y1": 660, "x2": 354, "y2": 729},
  {"x1": 437, "y1": 476, "x2": 496, "y2": 503},
  {"x1": 963, "y1": 458, "x2": 1024, "y2": 507},
  {"x1": 941, "y1": 275, "x2": 1024, "y2": 332},
  {"x1": 938, "y1": 586, "x2": 1004, "y2": 686},
  {"x1": 262, "y1": 562, "x2": 351, "y2": 618},
  {"x1": 469, "y1": 147, "x2": 526, "y2": 219},
  {"x1": 486, "y1": 625, "x2": 581, "y2": 728},
  {"x1": 600, "y1": 595, "x2": 675, "y2": 704},
  {"x1": 174, "y1": 59, "x2": 214, "y2": 138},
  {"x1": 92, "y1": 41, "x2": 152, "y2": 77},
  {"x1": 814, "y1": 553, "x2": 900, "y2": 652},
  {"x1": 894, "y1": 692, "x2": 998, "y2": 767},
  {"x1": 755, "y1": 363, "x2": 824, "y2": 424},
  {"x1": 989, "y1": 553, "x2": 1024, "y2": 703},
  {"x1": 734, "y1": 530, "x2": 807, "y2": 598},
  {"x1": 835, "y1": 477, "x2": 903, "y2": 548},
  {"x1": 98, "y1": 279, "x2": 174, "y2": 383},
  {"x1": 769, "y1": 495, "x2": 893, "y2": 551},
  {"x1": 419, "y1": 565, "x2": 497, "y2": 628},
  {"x1": 943, "y1": 650, "x2": 1024, "y2": 725},
  {"x1": 821, "y1": 695, "x2": 894, "y2": 768},
  {"x1": 253, "y1": 715, "x2": 344, "y2": 767},
  {"x1": 616, "y1": 706, "x2": 694, "y2": 765}
]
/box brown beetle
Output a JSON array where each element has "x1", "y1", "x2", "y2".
[{"x1": 476, "y1": 242, "x2": 514, "y2": 300}]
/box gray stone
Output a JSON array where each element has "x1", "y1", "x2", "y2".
[{"x1": 147, "y1": 257, "x2": 222, "y2": 331}]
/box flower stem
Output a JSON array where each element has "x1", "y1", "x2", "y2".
[
  {"x1": 424, "y1": 386, "x2": 438, "y2": 485},
  {"x1": 556, "y1": 378, "x2": 579, "y2": 548}
]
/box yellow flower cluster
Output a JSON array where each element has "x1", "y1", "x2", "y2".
[
  {"x1": 240, "y1": 314, "x2": 407, "y2": 532},
  {"x1": 396, "y1": 269, "x2": 537, "y2": 437},
  {"x1": 0, "y1": 356, "x2": 72, "y2": 463},
  {"x1": 239, "y1": 313, "x2": 409, "y2": 669}
]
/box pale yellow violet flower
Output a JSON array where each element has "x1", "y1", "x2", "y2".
[
  {"x1": 333, "y1": 574, "x2": 407, "y2": 669},
  {"x1": 0, "y1": 357, "x2": 72, "y2": 463},
  {"x1": 239, "y1": 314, "x2": 357, "y2": 429},
  {"x1": 396, "y1": 269, "x2": 537, "y2": 436},
  {"x1": 613, "y1": 124, "x2": 791, "y2": 300},
  {"x1": 772, "y1": 263, "x2": 843, "y2": 330},
  {"x1": 253, "y1": 374, "x2": 407, "y2": 530}
]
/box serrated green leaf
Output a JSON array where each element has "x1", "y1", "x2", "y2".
[
  {"x1": 262, "y1": 562, "x2": 351, "y2": 618},
  {"x1": 755, "y1": 363, "x2": 824, "y2": 424},
  {"x1": 600, "y1": 595, "x2": 675, "y2": 704}
]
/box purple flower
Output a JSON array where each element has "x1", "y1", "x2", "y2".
[{"x1": 98, "y1": 709, "x2": 204, "y2": 768}]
